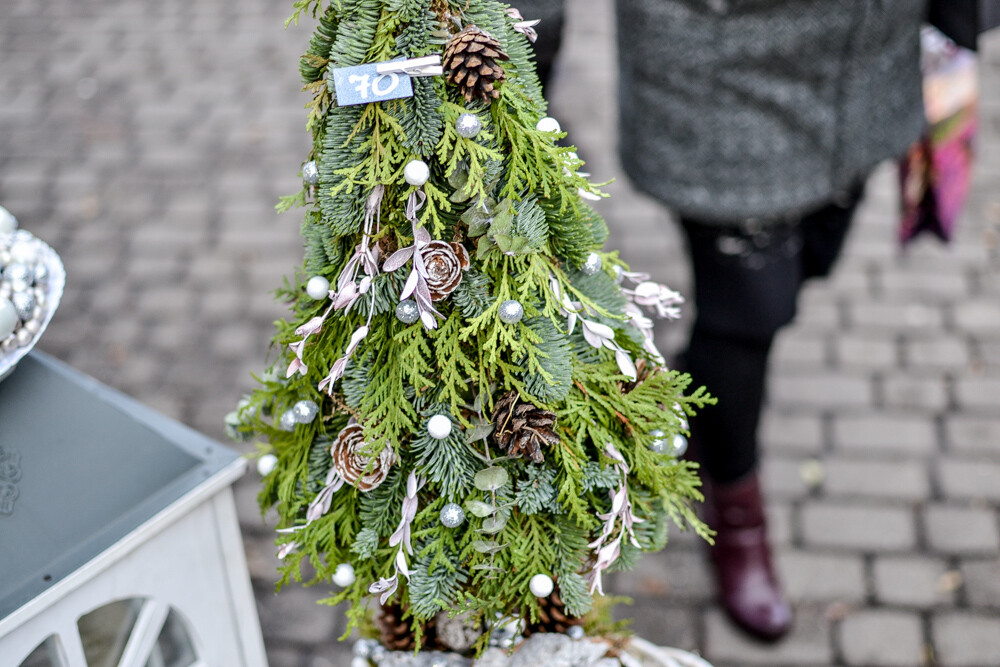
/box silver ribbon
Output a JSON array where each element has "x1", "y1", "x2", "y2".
[{"x1": 376, "y1": 55, "x2": 443, "y2": 77}]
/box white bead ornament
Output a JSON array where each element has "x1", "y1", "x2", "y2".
[
  {"x1": 306, "y1": 275, "x2": 330, "y2": 300},
  {"x1": 427, "y1": 414, "x2": 452, "y2": 440},
  {"x1": 0, "y1": 299, "x2": 18, "y2": 338},
  {"x1": 529, "y1": 573, "x2": 554, "y2": 598},
  {"x1": 535, "y1": 116, "x2": 561, "y2": 133},
  {"x1": 332, "y1": 562, "x2": 356, "y2": 587},
  {"x1": 350, "y1": 658, "x2": 369, "y2": 667},
  {"x1": 257, "y1": 454, "x2": 279, "y2": 476},
  {"x1": 403, "y1": 159, "x2": 430, "y2": 186}
]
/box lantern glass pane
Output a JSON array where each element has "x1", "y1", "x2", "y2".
[
  {"x1": 78, "y1": 597, "x2": 143, "y2": 666},
  {"x1": 144, "y1": 609, "x2": 197, "y2": 667},
  {"x1": 19, "y1": 635, "x2": 62, "y2": 667}
]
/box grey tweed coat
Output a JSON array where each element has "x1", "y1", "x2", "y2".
[{"x1": 616, "y1": 0, "x2": 928, "y2": 222}]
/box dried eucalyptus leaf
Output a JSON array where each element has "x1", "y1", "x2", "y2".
[
  {"x1": 472, "y1": 540, "x2": 507, "y2": 554},
  {"x1": 479, "y1": 514, "x2": 508, "y2": 534},
  {"x1": 466, "y1": 500, "x2": 495, "y2": 517},
  {"x1": 465, "y1": 422, "x2": 495, "y2": 443},
  {"x1": 474, "y1": 466, "x2": 509, "y2": 491}
]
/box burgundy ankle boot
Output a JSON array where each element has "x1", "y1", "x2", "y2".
[{"x1": 703, "y1": 472, "x2": 792, "y2": 641}]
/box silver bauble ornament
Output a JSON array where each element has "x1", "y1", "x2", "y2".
[
  {"x1": 332, "y1": 562, "x2": 356, "y2": 587},
  {"x1": 32, "y1": 261, "x2": 49, "y2": 285},
  {"x1": 439, "y1": 502, "x2": 465, "y2": 528},
  {"x1": 612, "y1": 265, "x2": 624, "y2": 284},
  {"x1": 427, "y1": 414, "x2": 453, "y2": 440},
  {"x1": 535, "y1": 116, "x2": 561, "y2": 133},
  {"x1": 529, "y1": 573, "x2": 554, "y2": 597},
  {"x1": 582, "y1": 252, "x2": 603, "y2": 275},
  {"x1": 403, "y1": 159, "x2": 430, "y2": 186},
  {"x1": 498, "y1": 299, "x2": 523, "y2": 324},
  {"x1": 455, "y1": 113, "x2": 483, "y2": 138},
  {"x1": 0, "y1": 299, "x2": 17, "y2": 338},
  {"x1": 292, "y1": 399, "x2": 320, "y2": 423},
  {"x1": 672, "y1": 434, "x2": 689, "y2": 458},
  {"x1": 369, "y1": 645, "x2": 386, "y2": 664},
  {"x1": 306, "y1": 275, "x2": 330, "y2": 300},
  {"x1": 4, "y1": 263, "x2": 33, "y2": 290},
  {"x1": 0, "y1": 206, "x2": 17, "y2": 234},
  {"x1": 9, "y1": 242, "x2": 35, "y2": 264},
  {"x1": 395, "y1": 299, "x2": 420, "y2": 324},
  {"x1": 436, "y1": 611, "x2": 483, "y2": 652},
  {"x1": 279, "y1": 409, "x2": 297, "y2": 431},
  {"x1": 350, "y1": 658, "x2": 368, "y2": 667},
  {"x1": 302, "y1": 160, "x2": 320, "y2": 185},
  {"x1": 567, "y1": 625, "x2": 586, "y2": 640},
  {"x1": 353, "y1": 639, "x2": 375, "y2": 658},
  {"x1": 10, "y1": 292, "x2": 34, "y2": 322},
  {"x1": 257, "y1": 454, "x2": 279, "y2": 476}
]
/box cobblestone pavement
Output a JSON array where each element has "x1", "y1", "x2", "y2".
[{"x1": 3, "y1": 0, "x2": 1000, "y2": 665}]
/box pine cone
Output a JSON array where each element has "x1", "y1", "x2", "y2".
[
  {"x1": 523, "y1": 590, "x2": 585, "y2": 636},
  {"x1": 377, "y1": 604, "x2": 439, "y2": 652},
  {"x1": 619, "y1": 358, "x2": 652, "y2": 393},
  {"x1": 491, "y1": 391, "x2": 560, "y2": 463},
  {"x1": 442, "y1": 25, "x2": 509, "y2": 104},
  {"x1": 424, "y1": 240, "x2": 470, "y2": 301},
  {"x1": 330, "y1": 420, "x2": 394, "y2": 491}
]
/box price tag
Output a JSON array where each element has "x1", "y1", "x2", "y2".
[{"x1": 332, "y1": 59, "x2": 413, "y2": 106}]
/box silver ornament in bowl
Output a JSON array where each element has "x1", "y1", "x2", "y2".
[
  {"x1": 10, "y1": 292, "x2": 34, "y2": 323},
  {"x1": 292, "y1": 399, "x2": 320, "y2": 423},
  {"x1": 302, "y1": 160, "x2": 320, "y2": 185},
  {"x1": 455, "y1": 113, "x2": 482, "y2": 139},
  {"x1": 498, "y1": 299, "x2": 523, "y2": 324}
]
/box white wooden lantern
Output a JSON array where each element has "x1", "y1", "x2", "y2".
[{"x1": 0, "y1": 353, "x2": 268, "y2": 667}]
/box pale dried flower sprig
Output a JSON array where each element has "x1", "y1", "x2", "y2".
[
  {"x1": 369, "y1": 471, "x2": 424, "y2": 604},
  {"x1": 382, "y1": 190, "x2": 446, "y2": 330},
  {"x1": 587, "y1": 443, "x2": 643, "y2": 595}
]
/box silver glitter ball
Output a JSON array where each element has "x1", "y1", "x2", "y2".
[
  {"x1": 32, "y1": 261, "x2": 49, "y2": 285},
  {"x1": 567, "y1": 625, "x2": 586, "y2": 640},
  {"x1": 439, "y1": 502, "x2": 465, "y2": 528},
  {"x1": 0, "y1": 206, "x2": 17, "y2": 233},
  {"x1": 369, "y1": 645, "x2": 387, "y2": 664},
  {"x1": 302, "y1": 160, "x2": 320, "y2": 185},
  {"x1": 455, "y1": 113, "x2": 482, "y2": 139},
  {"x1": 581, "y1": 252, "x2": 603, "y2": 275},
  {"x1": 649, "y1": 429, "x2": 669, "y2": 454},
  {"x1": 292, "y1": 399, "x2": 320, "y2": 423},
  {"x1": 396, "y1": 299, "x2": 420, "y2": 324},
  {"x1": 4, "y1": 263, "x2": 33, "y2": 290},
  {"x1": 10, "y1": 292, "x2": 35, "y2": 322},
  {"x1": 612, "y1": 265, "x2": 624, "y2": 284},
  {"x1": 279, "y1": 409, "x2": 297, "y2": 431},
  {"x1": 671, "y1": 434, "x2": 689, "y2": 458},
  {"x1": 353, "y1": 638, "x2": 374, "y2": 658},
  {"x1": 498, "y1": 299, "x2": 523, "y2": 324}
]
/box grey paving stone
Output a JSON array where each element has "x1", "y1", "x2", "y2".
[
  {"x1": 703, "y1": 606, "x2": 832, "y2": 666},
  {"x1": 801, "y1": 502, "x2": 916, "y2": 552},
  {"x1": 836, "y1": 333, "x2": 898, "y2": 370},
  {"x1": 769, "y1": 373, "x2": 873, "y2": 410},
  {"x1": 881, "y1": 373, "x2": 950, "y2": 412},
  {"x1": 945, "y1": 416, "x2": 1000, "y2": 456},
  {"x1": 953, "y1": 300, "x2": 1000, "y2": 334},
  {"x1": 761, "y1": 457, "x2": 812, "y2": 500},
  {"x1": 616, "y1": 603, "x2": 699, "y2": 653},
  {"x1": 822, "y1": 459, "x2": 929, "y2": 502},
  {"x1": 924, "y1": 505, "x2": 1000, "y2": 556},
  {"x1": 607, "y1": 549, "x2": 713, "y2": 602},
  {"x1": 954, "y1": 377, "x2": 1000, "y2": 411},
  {"x1": 932, "y1": 612, "x2": 1000, "y2": 667},
  {"x1": 849, "y1": 302, "x2": 945, "y2": 332},
  {"x1": 759, "y1": 412, "x2": 825, "y2": 455},
  {"x1": 839, "y1": 609, "x2": 924, "y2": 666},
  {"x1": 903, "y1": 336, "x2": 972, "y2": 371},
  {"x1": 873, "y1": 556, "x2": 956, "y2": 607},
  {"x1": 939, "y1": 459, "x2": 1000, "y2": 502},
  {"x1": 833, "y1": 414, "x2": 938, "y2": 456},
  {"x1": 960, "y1": 558, "x2": 1000, "y2": 609},
  {"x1": 776, "y1": 550, "x2": 866, "y2": 603}
]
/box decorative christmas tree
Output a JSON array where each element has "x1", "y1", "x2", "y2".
[{"x1": 230, "y1": 0, "x2": 713, "y2": 657}]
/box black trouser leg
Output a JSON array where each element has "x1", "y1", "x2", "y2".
[{"x1": 679, "y1": 193, "x2": 861, "y2": 483}]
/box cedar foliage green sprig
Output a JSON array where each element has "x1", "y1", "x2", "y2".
[{"x1": 236, "y1": 0, "x2": 717, "y2": 654}]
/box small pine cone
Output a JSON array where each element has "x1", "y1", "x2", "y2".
[
  {"x1": 377, "y1": 604, "x2": 439, "y2": 652},
  {"x1": 442, "y1": 25, "x2": 509, "y2": 104},
  {"x1": 424, "y1": 240, "x2": 470, "y2": 301},
  {"x1": 330, "y1": 420, "x2": 394, "y2": 491},
  {"x1": 491, "y1": 391, "x2": 560, "y2": 463},
  {"x1": 523, "y1": 591, "x2": 585, "y2": 636}
]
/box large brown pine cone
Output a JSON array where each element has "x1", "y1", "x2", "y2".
[
  {"x1": 442, "y1": 25, "x2": 509, "y2": 104},
  {"x1": 523, "y1": 590, "x2": 585, "y2": 636},
  {"x1": 424, "y1": 240, "x2": 470, "y2": 301},
  {"x1": 491, "y1": 391, "x2": 559, "y2": 463},
  {"x1": 330, "y1": 421, "x2": 394, "y2": 491},
  {"x1": 376, "y1": 604, "x2": 439, "y2": 652}
]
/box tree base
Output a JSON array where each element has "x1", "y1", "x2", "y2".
[{"x1": 367, "y1": 633, "x2": 714, "y2": 666}]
